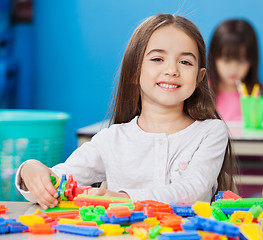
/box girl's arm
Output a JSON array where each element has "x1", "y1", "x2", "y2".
[
  {"x1": 51, "y1": 139, "x2": 106, "y2": 186},
  {"x1": 15, "y1": 130, "x2": 107, "y2": 206}
]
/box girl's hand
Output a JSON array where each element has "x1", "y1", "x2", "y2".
[
  {"x1": 88, "y1": 188, "x2": 130, "y2": 199},
  {"x1": 20, "y1": 160, "x2": 59, "y2": 209}
]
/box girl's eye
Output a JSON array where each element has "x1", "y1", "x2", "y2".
[
  {"x1": 151, "y1": 58, "x2": 163, "y2": 62},
  {"x1": 180, "y1": 60, "x2": 192, "y2": 65}
]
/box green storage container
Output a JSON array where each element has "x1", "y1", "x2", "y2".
[
  {"x1": 240, "y1": 96, "x2": 263, "y2": 129},
  {"x1": 0, "y1": 110, "x2": 70, "y2": 201}
]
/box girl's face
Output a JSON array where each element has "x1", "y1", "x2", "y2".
[
  {"x1": 216, "y1": 57, "x2": 250, "y2": 90},
  {"x1": 139, "y1": 25, "x2": 205, "y2": 110}
]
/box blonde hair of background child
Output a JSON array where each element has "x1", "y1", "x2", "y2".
[
  {"x1": 109, "y1": 14, "x2": 236, "y2": 197},
  {"x1": 208, "y1": 19, "x2": 260, "y2": 99}
]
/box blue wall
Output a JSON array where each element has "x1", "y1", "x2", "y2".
[
  {"x1": 33, "y1": 0, "x2": 263, "y2": 158},
  {"x1": 13, "y1": 24, "x2": 33, "y2": 109}
]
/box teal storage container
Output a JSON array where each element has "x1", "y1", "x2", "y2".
[{"x1": 0, "y1": 109, "x2": 70, "y2": 201}]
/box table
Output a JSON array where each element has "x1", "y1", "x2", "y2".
[
  {"x1": 227, "y1": 121, "x2": 263, "y2": 156},
  {"x1": 226, "y1": 122, "x2": 263, "y2": 188},
  {"x1": 77, "y1": 120, "x2": 110, "y2": 147},
  {"x1": 77, "y1": 120, "x2": 263, "y2": 187},
  {"x1": 0, "y1": 201, "x2": 137, "y2": 240}
]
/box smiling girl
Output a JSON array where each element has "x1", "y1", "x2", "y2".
[{"x1": 16, "y1": 14, "x2": 235, "y2": 208}]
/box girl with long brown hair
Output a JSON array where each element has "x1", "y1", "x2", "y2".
[
  {"x1": 16, "y1": 14, "x2": 235, "y2": 208},
  {"x1": 208, "y1": 19, "x2": 260, "y2": 121}
]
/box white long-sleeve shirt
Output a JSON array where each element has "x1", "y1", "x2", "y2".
[{"x1": 16, "y1": 116, "x2": 228, "y2": 204}]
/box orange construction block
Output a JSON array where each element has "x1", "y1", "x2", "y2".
[
  {"x1": 106, "y1": 206, "x2": 133, "y2": 217},
  {"x1": 29, "y1": 223, "x2": 55, "y2": 234},
  {"x1": 46, "y1": 210, "x2": 79, "y2": 220}
]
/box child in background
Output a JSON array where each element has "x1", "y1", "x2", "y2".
[
  {"x1": 208, "y1": 19, "x2": 260, "y2": 121},
  {"x1": 16, "y1": 14, "x2": 235, "y2": 209}
]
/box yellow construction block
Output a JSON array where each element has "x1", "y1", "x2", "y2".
[
  {"x1": 99, "y1": 224, "x2": 124, "y2": 236},
  {"x1": 192, "y1": 201, "x2": 212, "y2": 218},
  {"x1": 54, "y1": 178, "x2": 61, "y2": 190},
  {"x1": 160, "y1": 226, "x2": 174, "y2": 233},
  {"x1": 58, "y1": 218, "x2": 97, "y2": 227},
  {"x1": 132, "y1": 227, "x2": 148, "y2": 240},
  {"x1": 58, "y1": 218, "x2": 83, "y2": 225},
  {"x1": 258, "y1": 211, "x2": 263, "y2": 221},
  {"x1": 57, "y1": 201, "x2": 79, "y2": 209},
  {"x1": 230, "y1": 211, "x2": 253, "y2": 224},
  {"x1": 33, "y1": 209, "x2": 43, "y2": 215},
  {"x1": 143, "y1": 217, "x2": 160, "y2": 226},
  {"x1": 240, "y1": 223, "x2": 263, "y2": 240},
  {"x1": 18, "y1": 214, "x2": 45, "y2": 226}
]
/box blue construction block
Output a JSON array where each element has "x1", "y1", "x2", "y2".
[
  {"x1": 158, "y1": 231, "x2": 201, "y2": 240},
  {"x1": 221, "y1": 208, "x2": 250, "y2": 215},
  {"x1": 181, "y1": 221, "x2": 198, "y2": 231},
  {"x1": 214, "y1": 191, "x2": 225, "y2": 201},
  {"x1": 54, "y1": 224, "x2": 103, "y2": 237},
  {"x1": 182, "y1": 216, "x2": 240, "y2": 237},
  {"x1": 129, "y1": 211, "x2": 147, "y2": 223},
  {"x1": 0, "y1": 226, "x2": 8, "y2": 234},
  {"x1": 220, "y1": 222, "x2": 240, "y2": 238},
  {"x1": 239, "y1": 233, "x2": 248, "y2": 240},
  {"x1": 101, "y1": 211, "x2": 147, "y2": 224},
  {"x1": 0, "y1": 218, "x2": 28, "y2": 234},
  {"x1": 100, "y1": 213, "x2": 110, "y2": 223},
  {"x1": 100, "y1": 214, "x2": 130, "y2": 224},
  {"x1": 170, "y1": 204, "x2": 195, "y2": 217},
  {"x1": 0, "y1": 218, "x2": 8, "y2": 234},
  {"x1": 6, "y1": 219, "x2": 28, "y2": 233},
  {"x1": 57, "y1": 174, "x2": 67, "y2": 196}
]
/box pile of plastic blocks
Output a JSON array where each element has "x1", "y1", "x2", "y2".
[{"x1": 0, "y1": 174, "x2": 262, "y2": 239}]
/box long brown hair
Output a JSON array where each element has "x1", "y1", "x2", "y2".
[
  {"x1": 208, "y1": 19, "x2": 260, "y2": 98},
  {"x1": 110, "y1": 14, "x2": 236, "y2": 196}
]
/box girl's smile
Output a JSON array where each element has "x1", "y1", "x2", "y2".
[{"x1": 157, "y1": 82, "x2": 181, "y2": 91}]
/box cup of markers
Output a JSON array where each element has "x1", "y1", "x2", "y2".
[{"x1": 239, "y1": 83, "x2": 263, "y2": 129}]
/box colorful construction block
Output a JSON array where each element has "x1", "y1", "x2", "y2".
[
  {"x1": 192, "y1": 202, "x2": 212, "y2": 218},
  {"x1": 29, "y1": 223, "x2": 55, "y2": 234},
  {"x1": 54, "y1": 224, "x2": 103, "y2": 237},
  {"x1": 99, "y1": 224, "x2": 124, "y2": 235},
  {"x1": 158, "y1": 231, "x2": 202, "y2": 240}
]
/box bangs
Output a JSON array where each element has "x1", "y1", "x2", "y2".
[
  {"x1": 220, "y1": 43, "x2": 247, "y2": 60},
  {"x1": 215, "y1": 32, "x2": 251, "y2": 60}
]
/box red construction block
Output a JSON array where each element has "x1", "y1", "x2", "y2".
[
  {"x1": 64, "y1": 175, "x2": 78, "y2": 200},
  {"x1": 223, "y1": 190, "x2": 242, "y2": 200},
  {"x1": 74, "y1": 186, "x2": 92, "y2": 198},
  {"x1": 0, "y1": 204, "x2": 9, "y2": 214}
]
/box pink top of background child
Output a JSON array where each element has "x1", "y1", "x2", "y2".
[{"x1": 216, "y1": 92, "x2": 241, "y2": 121}]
